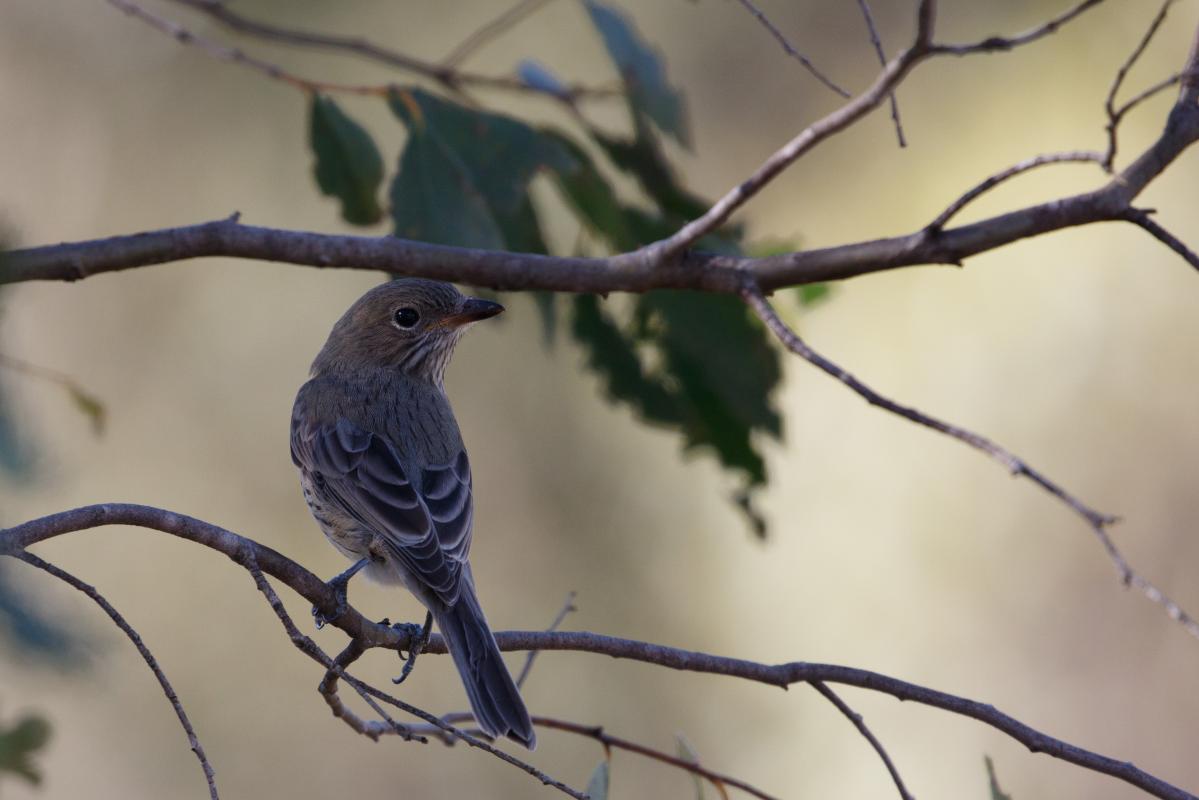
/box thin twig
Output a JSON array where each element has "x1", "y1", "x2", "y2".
[
  {"x1": 245, "y1": 563, "x2": 585, "y2": 800},
  {"x1": 2, "y1": 505, "x2": 1196, "y2": 800},
  {"x1": 318, "y1": 639, "x2": 426, "y2": 743},
  {"x1": 534, "y1": 717, "x2": 778, "y2": 800},
  {"x1": 1104, "y1": 0, "x2": 1183, "y2": 169},
  {"x1": 809, "y1": 681, "x2": 913, "y2": 800},
  {"x1": 855, "y1": 0, "x2": 906, "y2": 147},
  {"x1": 0, "y1": 352, "x2": 106, "y2": 434},
  {"x1": 930, "y1": 0, "x2": 1107, "y2": 55},
  {"x1": 926, "y1": 151, "x2": 1105, "y2": 232},
  {"x1": 106, "y1": 0, "x2": 388, "y2": 96},
  {"x1": 739, "y1": 285, "x2": 1199, "y2": 645},
  {"x1": 516, "y1": 591, "x2": 577, "y2": 689},
  {"x1": 165, "y1": 0, "x2": 615, "y2": 102},
  {"x1": 732, "y1": 0, "x2": 849, "y2": 98},
  {"x1": 12, "y1": 550, "x2": 219, "y2": 800},
  {"x1": 443, "y1": 0, "x2": 556, "y2": 68},
  {"x1": 1123, "y1": 209, "x2": 1199, "y2": 271}
]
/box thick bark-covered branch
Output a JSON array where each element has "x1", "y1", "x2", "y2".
[{"x1": 2, "y1": 504, "x2": 1195, "y2": 800}]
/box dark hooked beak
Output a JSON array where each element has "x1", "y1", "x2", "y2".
[{"x1": 444, "y1": 297, "x2": 504, "y2": 328}]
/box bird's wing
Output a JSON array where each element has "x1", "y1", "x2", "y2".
[{"x1": 292, "y1": 416, "x2": 473, "y2": 606}]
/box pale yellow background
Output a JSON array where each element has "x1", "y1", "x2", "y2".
[{"x1": 1, "y1": 1, "x2": 1197, "y2": 798}]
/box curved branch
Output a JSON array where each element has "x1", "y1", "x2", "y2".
[{"x1": 1, "y1": 504, "x2": 1195, "y2": 800}]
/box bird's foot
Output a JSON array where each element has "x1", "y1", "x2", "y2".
[
  {"x1": 312, "y1": 558, "x2": 369, "y2": 629},
  {"x1": 392, "y1": 611, "x2": 434, "y2": 685}
]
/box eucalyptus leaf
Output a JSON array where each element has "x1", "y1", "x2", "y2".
[{"x1": 585, "y1": 759, "x2": 610, "y2": 800}]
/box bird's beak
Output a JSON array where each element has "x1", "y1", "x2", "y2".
[{"x1": 443, "y1": 297, "x2": 505, "y2": 328}]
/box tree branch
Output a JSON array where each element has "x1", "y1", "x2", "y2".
[
  {"x1": 11, "y1": 550, "x2": 219, "y2": 800},
  {"x1": 2, "y1": 504, "x2": 1195, "y2": 800},
  {"x1": 740, "y1": 285, "x2": 1199, "y2": 642},
  {"x1": 854, "y1": 0, "x2": 906, "y2": 147},
  {"x1": 809, "y1": 681, "x2": 912, "y2": 800},
  {"x1": 732, "y1": 0, "x2": 849, "y2": 98}
]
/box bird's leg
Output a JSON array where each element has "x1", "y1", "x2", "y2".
[
  {"x1": 312, "y1": 557, "x2": 369, "y2": 629},
  {"x1": 391, "y1": 611, "x2": 434, "y2": 685}
]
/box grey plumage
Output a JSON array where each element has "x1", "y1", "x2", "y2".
[{"x1": 290, "y1": 279, "x2": 535, "y2": 749}]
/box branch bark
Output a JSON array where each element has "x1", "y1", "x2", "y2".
[{"x1": 2, "y1": 504, "x2": 1195, "y2": 800}]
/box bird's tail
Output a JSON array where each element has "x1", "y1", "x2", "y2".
[{"x1": 433, "y1": 584, "x2": 536, "y2": 750}]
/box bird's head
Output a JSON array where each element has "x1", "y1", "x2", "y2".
[{"x1": 311, "y1": 278, "x2": 504, "y2": 384}]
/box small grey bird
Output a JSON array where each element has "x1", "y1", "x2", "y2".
[{"x1": 290, "y1": 278, "x2": 535, "y2": 749}]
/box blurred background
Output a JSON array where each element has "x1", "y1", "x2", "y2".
[{"x1": 2, "y1": 1, "x2": 1198, "y2": 797}]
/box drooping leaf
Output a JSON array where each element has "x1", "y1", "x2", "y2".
[
  {"x1": 635, "y1": 291, "x2": 782, "y2": 485},
  {"x1": 571, "y1": 295, "x2": 679, "y2": 426},
  {"x1": 675, "y1": 734, "x2": 708, "y2": 800},
  {"x1": 585, "y1": 759, "x2": 610, "y2": 800},
  {"x1": 0, "y1": 374, "x2": 33, "y2": 481},
  {"x1": 590, "y1": 114, "x2": 708, "y2": 223},
  {"x1": 0, "y1": 712, "x2": 51, "y2": 786},
  {"x1": 533, "y1": 292, "x2": 557, "y2": 347},
  {"x1": 387, "y1": 88, "x2": 571, "y2": 250},
  {"x1": 309, "y1": 94, "x2": 385, "y2": 226},
  {"x1": 798, "y1": 283, "x2": 831, "y2": 306},
  {"x1": 541, "y1": 130, "x2": 638, "y2": 251},
  {"x1": 66, "y1": 385, "x2": 106, "y2": 436},
  {"x1": 582, "y1": 0, "x2": 691, "y2": 147},
  {"x1": 985, "y1": 756, "x2": 1013, "y2": 800}
]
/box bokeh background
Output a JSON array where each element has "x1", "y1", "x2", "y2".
[{"x1": 2, "y1": 1, "x2": 1198, "y2": 798}]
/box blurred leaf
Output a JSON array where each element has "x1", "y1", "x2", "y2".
[
  {"x1": 585, "y1": 759, "x2": 610, "y2": 800},
  {"x1": 582, "y1": 0, "x2": 691, "y2": 147},
  {"x1": 590, "y1": 113, "x2": 708, "y2": 223},
  {"x1": 732, "y1": 488, "x2": 769, "y2": 541},
  {"x1": 66, "y1": 385, "x2": 106, "y2": 436},
  {"x1": 0, "y1": 569, "x2": 80, "y2": 661},
  {"x1": 985, "y1": 756, "x2": 1013, "y2": 800},
  {"x1": 309, "y1": 94, "x2": 384, "y2": 226},
  {"x1": 798, "y1": 283, "x2": 832, "y2": 307},
  {"x1": 533, "y1": 292, "x2": 557, "y2": 347},
  {"x1": 635, "y1": 292, "x2": 782, "y2": 485},
  {"x1": 517, "y1": 59, "x2": 572, "y2": 101},
  {"x1": 0, "y1": 373, "x2": 33, "y2": 480},
  {"x1": 0, "y1": 712, "x2": 51, "y2": 786},
  {"x1": 675, "y1": 734, "x2": 707, "y2": 800}
]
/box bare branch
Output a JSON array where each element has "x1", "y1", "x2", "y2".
[
  {"x1": 535, "y1": 716, "x2": 778, "y2": 800},
  {"x1": 809, "y1": 681, "x2": 913, "y2": 800},
  {"x1": 245, "y1": 563, "x2": 586, "y2": 800},
  {"x1": 12, "y1": 550, "x2": 219, "y2": 800},
  {"x1": 164, "y1": 0, "x2": 614, "y2": 103},
  {"x1": 1123, "y1": 209, "x2": 1199, "y2": 271},
  {"x1": 2, "y1": 504, "x2": 1196, "y2": 800},
  {"x1": 854, "y1": 0, "x2": 906, "y2": 147},
  {"x1": 732, "y1": 0, "x2": 849, "y2": 98},
  {"x1": 925, "y1": 151, "x2": 1105, "y2": 232},
  {"x1": 1103, "y1": 0, "x2": 1178, "y2": 169},
  {"x1": 443, "y1": 0, "x2": 556, "y2": 68},
  {"x1": 106, "y1": 0, "x2": 388, "y2": 96},
  {"x1": 930, "y1": 0, "x2": 1107, "y2": 56},
  {"x1": 516, "y1": 591, "x2": 577, "y2": 689},
  {"x1": 318, "y1": 639, "x2": 426, "y2": 743},
  {"x1": 739, "y1": 285, "x2": 1199, "y2": 642}
]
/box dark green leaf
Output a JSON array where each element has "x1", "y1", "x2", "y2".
[
  {"x1": 590, "y1": 116, "x2": 708, "y2": 222},
  {"x1": 309, "y1": 95, "x2": 385, "y2": 226},
  {"x1": 985, "y1": 756, "x2": 1013, "y2": 800},
  {"x1": 66, "y1": 385, "x2": 106, "y2": 436},
  {"x1": 733, "y1": 487, "x2": 769, "y2": 540},
  {"x1": 585, "y1": 759, "x2": 610, "y2": 800},
  {"x1": 541, "y1": 130, "x2": 638, "y2": 251},
  {"x1": 571, "y1": 295, "x2": 679, "y2": 426},
  {"x1": 635, "y1": 291, "x2": 782, "y2": 485},
  {"x1": 583, "y1": 1, "x2": 690, "y2": 147},
  {"x1": 0, "y1": 712, "x2": 51, "y2": 786},
  {"x1": 388, "y1": 88, "x2": 570, "y2": 251}
]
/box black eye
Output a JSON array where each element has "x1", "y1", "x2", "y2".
[{"x1": 393, "y1": 307, "x2": 420, "y2": 329}]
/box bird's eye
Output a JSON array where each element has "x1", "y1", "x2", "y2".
[{"x1": 393, "y1": 307, "x2": 420, "y2": 329}]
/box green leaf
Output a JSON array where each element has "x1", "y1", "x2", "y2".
[
  {"x1": 541, "y1": 130, "x2": 638, "y2": 251},
  {"x1": 582, "y1": 1, "x2": 690, "y2": 147},
  {"x1": 533, "y1": 292, "x2": 557, "y2": 347},
  {"x1": 387, "y1": 88, "x2": 570, "y2": 251},
  {"x1": 590, "y1": 116, "x2": 708, "y2": 223},
  {"x1": 798, "y1": 283, "x2": 832, "y2": 307},
  {"x1": 309, "y1": 95, "x2": 385, "y2": 226},
  {"x1": 635, "y1": 291, "x2": 782, "y2": 485},
  {"x1": 585, "y1": 759, "x2": 610, "y2": 800},
  {"x1": 675, "y1": 735, "x2": 706, "y2": 800},
  {"x1": 571, "y1": 295, "x2": 679, "y2": 426},
  {"x1": 985, "y1": 756, "x2": 1013, "y2": 800},
  {"x1": 0, "y1": 713, "x2": 51, "y2": 786}
]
